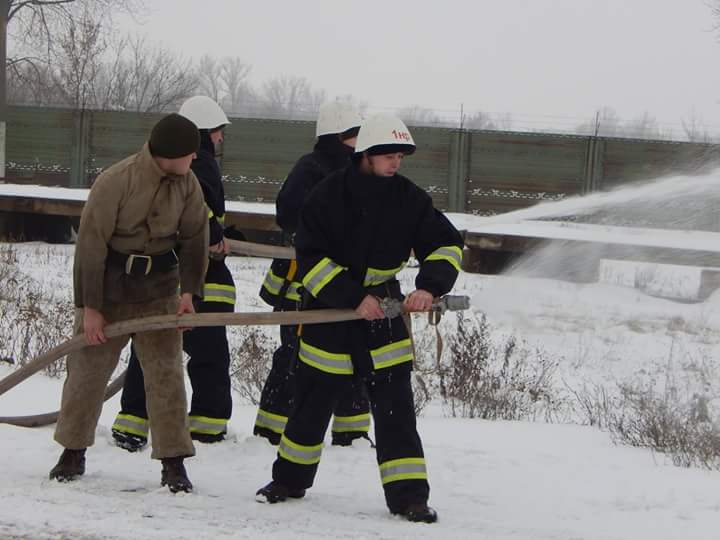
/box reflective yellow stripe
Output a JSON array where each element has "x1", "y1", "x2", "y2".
[
  {"x1": 370, "y1": 338, "x2": 414, "y2": 370},
  {"x1": 208, "y1": 209, "x2": 215, "y2": 219},
  {"x1": 298, "y1": 339, "x2": 353, "y2": 375},
  {"x1": 278, "y1": 434, "x2": 323, "y2": 465},
  {"x1": 424, "y1": 245, "x2": 462, "y2": 272},
  {"x1": 262, "y1": 268, "x2": 285, "y2": 296},
  {"x1": 203, "y1": 283, "x2": 236, "y2": 305},
  {"x1": 302, "y1": 257, "x2": 346, "y2": 297},
  {"x1": 363, "y1": 262, "x2": 407, "y2": 286},
  {"x1": 217, "y1": 214, "x2": 225, "y2": 225},
  {"x1": 188, "y1": 415, "x2": 228, "y2": 435},
  {"x1": 332, "y1": 413, "x2": 371, "y2": 433},
  {"x1": 379, "y1": 457, "x2": 428, "y2": 485},
  {"x1": 112, "y1": 414, "x2": 149, "y2": 437},
  {"x1": 254, "y1": 408, "x2": 288, "y2": 434},
  {"x1": 285, "y1": 281, "x2": 302, "y2": 301}
]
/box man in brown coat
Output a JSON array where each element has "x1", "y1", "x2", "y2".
[{"x1": 49, "y1": 113, "x2": 209, "y2": 493}]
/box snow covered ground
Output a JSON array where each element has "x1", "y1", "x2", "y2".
[{"x1": 1, "y1": 242, "x2": 720, "y2": 539}]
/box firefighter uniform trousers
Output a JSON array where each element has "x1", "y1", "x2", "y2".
[
  {"x1": 113, "y1": 258, "x2": 236, "y2": 441},
  {"x1": 55, "y1": 296, "x2": 194, "y2": 459},
  {"x1": 255, "y1": 259, "x2": 372, "y2": 443},
  {"x1": 271, "y1": 318, "x2": 429, "y2": 513}
]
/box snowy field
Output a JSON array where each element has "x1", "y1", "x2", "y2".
[{"x1": 1, "y1": 242, "x2": 720, "y2": 539}]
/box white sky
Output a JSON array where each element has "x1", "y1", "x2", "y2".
[{"x1": 121, "y1": 0, "x2": 720, "y2": 133}]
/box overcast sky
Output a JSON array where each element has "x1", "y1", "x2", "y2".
[{"x1": 120, "y1": 0, "x2": 720, "y2": 134}]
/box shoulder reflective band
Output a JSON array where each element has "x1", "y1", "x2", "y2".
[
  {"x1": 424, "y1": 246, "x2": 463, "y2": 272},
  {"x1": 278, "y1": 434, "x2": 323, "y2": 465},
  {"x1": 188, "y1": 415, "x2": 228, "y2": 435},
  {"x1": 379, "y1": 457, "x2": 427, "y2": 485},
  {"x1": 254, "y1": 408, "x2": 288, "y2": 434},
  {"x1": 112, "y1": 413, "x2": 149, "y2": 438},
  {"x1": 203, "y1": 283, "x2": 236, "y2": 305},
  {"x1": 332, "y1": 413, "x2": 371, "y2": 433},
  {"x1": 364, "y1": 262, "x2": 407, "y2": 287},
  {"x1": 302, "y1": 257, "x2": 346, "y2": 297},
  {"x1": 298, "y1": 339, "x2": 353, "y2": 375},
  {"x1": 370, "y1": 338, "x2": 414, "y2": 370}
]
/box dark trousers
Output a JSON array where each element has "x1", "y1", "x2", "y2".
[
  {"x1": 271, "y1": 360, "x2": 429, "y2": 513},
  {"x1": 254, "y1": 323, "x2": 371, "y2": 439},
  {"x1": 116, "y1": 259, "x2": 235, "y2": 437}
]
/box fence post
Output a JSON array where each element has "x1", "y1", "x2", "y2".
[
  {"x1": 447, "y1": 129, "x2": 470, "y2": 212},
  {"x1": 69, "y1": 109, "x2": 91, "y2": 187}
]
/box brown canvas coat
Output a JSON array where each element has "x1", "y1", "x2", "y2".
[{"x1": 73, "y1": 143, "x2": 209, "y2": 309}]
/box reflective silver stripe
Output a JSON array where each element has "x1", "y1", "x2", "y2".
[
  {"x1": 255, "y1": 409, "x2": 288, "y2": 434},
  {"x1": 332, "y1": 415, "x2": 371, "y2": 433},
  {"x1": 363, "y1": 262, "x2": 407, "y2": 286},
  {"x1": 303, "y1": 258, "x2": 345, "y2": 296},
  {"x1": 188, "y1": 417, "x2": 227, "y2": 435},
  {"x1": 371, "y1": 339, "x2": 414, "y2": 370},
  {"x1": 298, "y1": 340, "x2": 354, "y2": 375},
  {"x1": 425, "y1": 246, "x2": 462, "y2": 270},
  {"x1": 203, "y1": 284, "x2": 236, "y2": 304},
  {"x1": 285, "y1": 281, "x2": 302, "y2": 301},
  {"x1": 278, "y1": 435, "x2": 323, "y2": 465},
  {"x1": 112, "y1": 416, "x2": 149, "y2": 437},
  {"x1": 379, "y1": 458, "x2": 428, "y2": 485},
  {"x1": 262, "y1": 269, "x2": 285, "y2": 295}
]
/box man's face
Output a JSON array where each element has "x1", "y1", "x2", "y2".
[
  {"x1": 210, "y1": 128, "x2": 224, "y2": 146},
  {"x1": 367, "y1": 152, "x2": 404, "y2": 177},
  {"x1": 156, "y1": 153, "x2": 196, "y2": 176}
]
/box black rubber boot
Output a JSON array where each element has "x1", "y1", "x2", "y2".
[
  {"x1": 190, "y1": 432, "x2": 225, "y2": 444},
  {"x1": 331, "y1": 431, "x2": 364, "y2": 447},
  {"x1": 253, "y1": 426, "x2": 281, "y2": 446},
  {"x1": 160, "y1": 457, "x2": 193, "y2": 493},
  {"x1": 49, "y1": 448, "x2": 86, "y2": 482},
  {"x1": 255, "y1": 481, "x2": 306, "y2": 503},
  {"x1": 393, "y1": 503, "x2": 438, "y2": 523},
  {"x1": 112, "y1": 429, "x2": 147, "y2": 453}
]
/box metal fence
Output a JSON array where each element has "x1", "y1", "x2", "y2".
[{"x1": 6, "y1": 106, "x2": 720, "y2": 214}]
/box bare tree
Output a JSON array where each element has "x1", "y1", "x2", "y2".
[
  {"x1": 109, "y1": 35, "x2": 198, "y2": 112},
  {"x1": 682, "y1": 108, "x2": 712, "y2": 143},
  {"x1": 7, "y1": 0, "x2": 143, "y2": 68},
  {"x1": 49, "y1": 3, "x2": 107, "y2": 109},
  {"x1": 333, "y1": 94, "x2": 369, "y2": 116},
  {"x1": 219, "y1": 56, "x2": 252, "y2": 114},
  {"x1": 397, "y1": 105, "x2": 440, "y2": 126},
  {"x1": 197, "y1": 54, "x2": 222, "y2": 102},
  {"x1": 262, "y1": 75, "x2": 323, "y2": 120}
]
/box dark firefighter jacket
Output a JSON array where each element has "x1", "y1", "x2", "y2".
[
  {"x1": 192, "y1": 131, "x2": 226, "y2": 246},
  {"x1": 259, "y1": 135, "x2": 353, "y2": 308},
  {"x1": 293, "y1": 163, "x2": 464, "y2": 375}
]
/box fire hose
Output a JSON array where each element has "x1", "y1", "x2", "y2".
[{"x1": 0, "y1": 295, "x2": 469, "y2": 428}]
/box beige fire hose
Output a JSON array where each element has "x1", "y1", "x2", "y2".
[{"x1": 0, "y1": 296, "x2": 469, "y2": 428}]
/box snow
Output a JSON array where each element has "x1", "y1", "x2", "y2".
[
  {"x1": 1, "y1": 242, "x2": 720, "y2": 539},
  {"x1": 6, "y1": 182, "x2": 720, "y2": 254}
]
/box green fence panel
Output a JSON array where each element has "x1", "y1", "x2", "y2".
[
  {"x1": 466, "y1": 131, "x2": 589, "y2": 215},
  {"x1": 6, "y1": 106, "x2": 75, "y2": 186},
  {"x1": 598, "y1": 138, "x2": 718, "y2": 190}
]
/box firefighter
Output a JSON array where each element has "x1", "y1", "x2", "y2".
[
  {"x1": 255, "y1": 114, "x2": 464, "y2": 523},
  {"x1": 49, "y1": 113, "x2": 208, "y2": 493},
  {"x1": 111, "y1": 96, "x2": 237, "y2": 452},
  {"x1": 254, "y1": 102, "x2": 373, "y2": 447}
]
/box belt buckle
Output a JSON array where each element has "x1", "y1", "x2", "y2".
[{"x1": 125, "y1": 254, "x2": 152, "y2": 276}]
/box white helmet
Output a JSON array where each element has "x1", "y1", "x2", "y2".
[
  {"x1": 354, "y1": 114, "x2": 416, "y2": 155},
  {"x1": 316, "y1": 102, "x2": 362, "y2": 137},
  {"x1": 178, "y1": 96, "x2": 230, "y2": 130}
]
